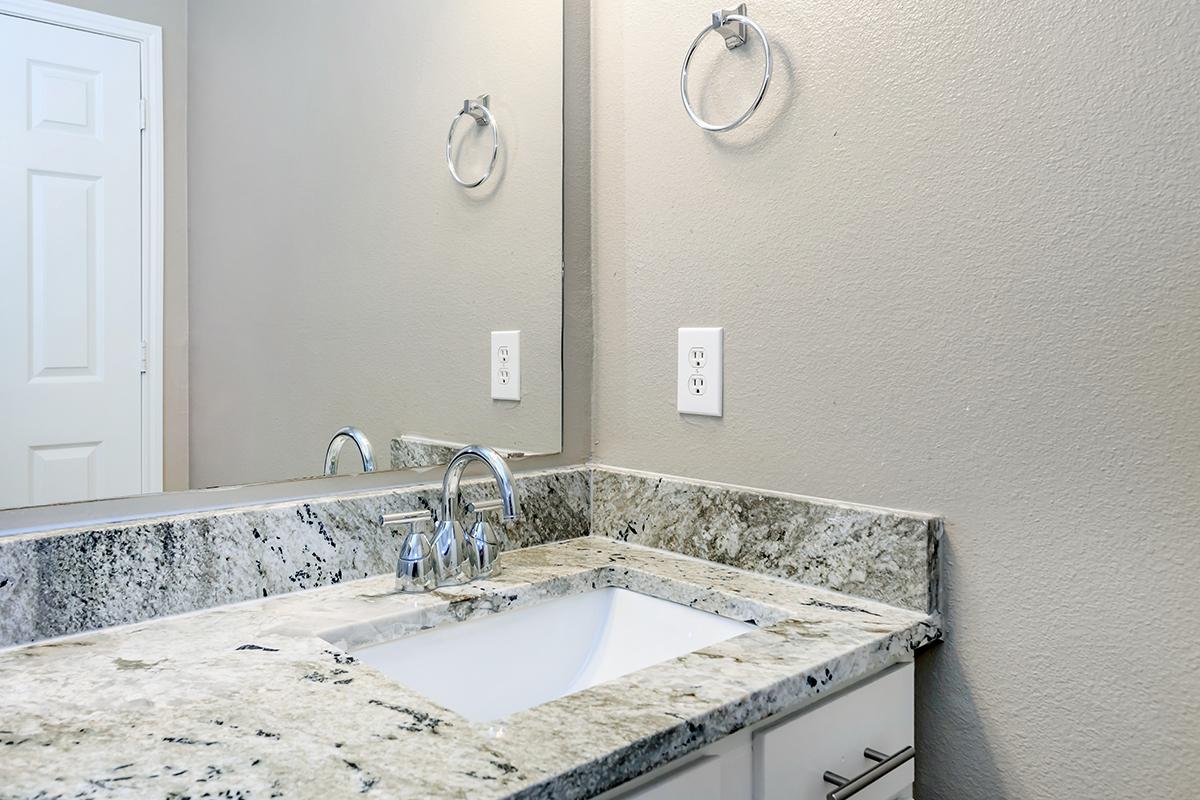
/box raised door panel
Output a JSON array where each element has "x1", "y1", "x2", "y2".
[
  {"x1": 28, "y1": 60, "x2": 100, "y2": 137},
  {"x1": 29, "y1": 442, "x2": 99, "y2": 505},
  {"x1": 28, "y1": 170, "x2": 100, "y2": 380}
]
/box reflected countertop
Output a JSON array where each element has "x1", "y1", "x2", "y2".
[{"x1": 0, "y1": 538, "x2": 940, "y2": 799}]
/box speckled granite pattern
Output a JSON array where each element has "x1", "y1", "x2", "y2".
[
  {"x1": 0, "y1": 467, "x2": 590, "y2": 648},
  {"x1": 389, "y1": 436, "x2": 545, "y2": 470},
  {"x1": 590, "y1": 466, "x2": 941, "y2": 613},
  {"x1": 0, "y1": 464, "x2": 940, "y2": 648},
  {"x1": 0, "y1": 538, "x2": 939, "y2": 800},
  {"x1": 389, "y1": 436, "x2": 463, "y2": 470}
]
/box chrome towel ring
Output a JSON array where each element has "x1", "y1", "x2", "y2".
[
  {"x1": 680, "y1": 4, "x2": 772, "y2": 132},
  {"x1": 446, "y1": 95, "x2": 500, "y2": 188}
]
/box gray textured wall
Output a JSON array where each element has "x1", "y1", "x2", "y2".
[
  {"x1": 186, "y1": 0, "x2": 564, "y2": 488},
  {"x1": 590, "y1": 1, "x2": 1199, "y2": 797}
]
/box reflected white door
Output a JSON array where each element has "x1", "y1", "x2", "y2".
[{"x1": 0, "y1": 13, "x2": 145, "y2": 507}]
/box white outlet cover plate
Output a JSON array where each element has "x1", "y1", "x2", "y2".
[
  {"x1": 491, "y1": 330, "x2": 521, "y2": 401},
  {"x1": 677, "y1": 327, "x2": 722, "y2": 416}
]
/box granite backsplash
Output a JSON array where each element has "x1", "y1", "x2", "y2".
[
  {"x1": 0, "y1": 468, "x2": 590, "y2": 648},
  {"x1": 0, "y1": 465, "x2": 941, "y2": 648}
]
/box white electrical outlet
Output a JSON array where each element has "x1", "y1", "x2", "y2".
[
  {"x1": 491, "y1": 330, "x2": 521, "y2": 400},
  {"x1": 677, "y1": 327, "x2": 722, "y2": 416}
]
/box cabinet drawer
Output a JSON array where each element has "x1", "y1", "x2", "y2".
[{"x1": 753, "y1": 663, "x2": 914, "y2": 800}]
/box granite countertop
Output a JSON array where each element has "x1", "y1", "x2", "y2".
[{"x1": 0, "y1": 537, "x2": 940, "y2": 800}]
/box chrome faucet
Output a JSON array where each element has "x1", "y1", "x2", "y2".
[
  {"x1": 323, "y1": 427, "x2": 376, "y2": 476},
  {"x1": 381, "y1": 445, "x2": 520, "y2": 593}
]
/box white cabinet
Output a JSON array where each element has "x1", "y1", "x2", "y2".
[
  {"x1": 618, "y1": 756, "x2": 727, "y2": 800},
  {"x1": 613, "y1": 729, "x2": 753, "y2": 800},
  {"x1": 755, "y1": 663, "x2": 914, "y2": 800},
  {"x1": 610, "y1": 663, "x2": 914, "y2": 800}
]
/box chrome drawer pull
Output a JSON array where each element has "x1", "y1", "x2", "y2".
[{"x1": 822, "y1": 746, "x2": 915, "y2": 800}]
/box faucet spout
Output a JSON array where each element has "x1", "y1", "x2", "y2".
[
  {"x1": 441, "y1": 445, "x2": 520, "y2": 523},
  {"x1": 323, "y1": 427, "x2": 376, "y2": 475}
]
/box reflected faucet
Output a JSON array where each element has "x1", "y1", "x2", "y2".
[
  {"x1": 382, "y1": 444, "x2": 520, "y2": 592},
  {"x1": 323, "y1": 427, "x2": 376, "y2": 476}
]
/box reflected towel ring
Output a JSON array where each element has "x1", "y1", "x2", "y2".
[
  {"x1": 446, "y1": 95, "x2": 500, "y2": 188},
  {"x1": 680, "y1": 5, "x2": 772, "y2": 132}
]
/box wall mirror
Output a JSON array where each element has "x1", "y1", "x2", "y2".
[{"x1": 0, "y1": 0, "x2": 564, "y2": 513}]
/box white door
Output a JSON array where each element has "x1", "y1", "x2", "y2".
[{"x1": 0, "y1": 12, "x2": 145, "y2": 508}]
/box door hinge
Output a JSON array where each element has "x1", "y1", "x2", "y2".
[
  {"x1": 139, "y1": 98, "x2": 147, "y2": 131},
  {"x1": 139, "y1": 340, "x2": 148, "y2": 373}
]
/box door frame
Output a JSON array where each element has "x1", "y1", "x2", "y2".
[{"x1": 0, "y1": 0, "x2": 164, "y2": 493}]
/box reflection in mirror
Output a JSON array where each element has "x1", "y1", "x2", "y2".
[{"x1": 0, "y1": 0, "x2": 563, "y2": 511}]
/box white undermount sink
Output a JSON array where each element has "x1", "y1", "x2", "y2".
[{"x1": 351, "y1": 588, "x2": 753, "y2": 722}]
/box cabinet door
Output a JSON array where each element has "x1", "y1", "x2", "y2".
[
  {"x1": 753, "y1": 663, "x2": 915, "y2": 800},
  {"x1": 619, "y1": 756, "x2": 725, "y2": 800},
  {"x1": 607, "y1": 727, "x2": 752, "y2": 800}
]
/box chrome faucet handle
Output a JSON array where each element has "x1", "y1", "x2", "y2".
[
  {"x1": 464, "y1": 500, "x2": 507, "y2": 579},
  {"x1": 380, "y1": 508, "x2": 434, "y2": 532},
  {"x1": 465, "y1": 497, "x2": 509, "y2": 547},
  {"x1": 464, "y1": 497, "x2": 504, "y2": 514},
  {"x1": 382, "y1": 509, "x2": 437, "y2": 593}
]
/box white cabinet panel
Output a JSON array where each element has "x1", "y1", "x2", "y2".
[
  {"x1": 753, "y1": 663, "x2": 915, "y2": 800},
  {"x1": 620, "y1": 756, "x2": 725, "y2": 800},
  {"x1": 611, "y1": 663, "x2": 915, "y2": 800},
  {"x1": 612, "y1": 731, "x2": 753, "y2": 800}
]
